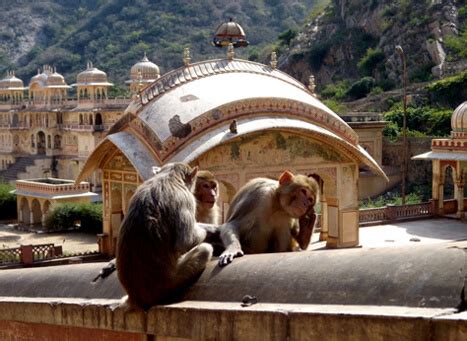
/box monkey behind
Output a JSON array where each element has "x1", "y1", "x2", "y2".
[{"x1": 116, "y1": 163, "x2": 212, "y2": 309}]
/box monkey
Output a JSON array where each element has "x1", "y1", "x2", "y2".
[
  {"x1": 116, "y1": 162, "x2": 213, "y2": 309},
  {"x1": 194, "y1": 170, "x2": 221, "y2": 225},
  {"x1": 218, "y1": 171, "x2": 319, "y2": 266}
]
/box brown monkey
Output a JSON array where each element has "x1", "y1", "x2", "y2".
[
  {"x1": 116, "y1": 162, "x2": 213, "y2": 309},
  {"x1": 194, "y1": 170, "x2": 221, "y2": 225},
  {"x1": 219, "y1": 171, "x2": 319, "y2": 266}
]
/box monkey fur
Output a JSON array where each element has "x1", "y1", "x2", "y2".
[
  {"x1": 116, "y1": 162, "x2": 213, "y2": 309},
  {"x1": 219, "y1": 171, "x2": 319, "y2": 266}
]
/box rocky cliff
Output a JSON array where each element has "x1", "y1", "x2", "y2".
[{"x1": 279, "y1": 0, "x2": 465, "y2": 90}]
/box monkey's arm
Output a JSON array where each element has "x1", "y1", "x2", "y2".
[
  {"x1": 296, "y1": 210, "x2": 317, "y2": 250},
  {"x1": 198, "y1": 223, "x2": 221, "y2": 243},
  {"x1": 218, "y1": 222, "x2": 244, "y2": 266}
]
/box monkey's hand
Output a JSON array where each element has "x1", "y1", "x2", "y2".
[
  {"x1": 218, "y1": 248, "x2": 244, "y2": 266},
  {"x1": 297, "y1": 212, "x2": 316, "y2": 250}
]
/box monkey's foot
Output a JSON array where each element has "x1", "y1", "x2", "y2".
[{"x1": 218, "y1": 249, "x2": 244, "y2": 267}]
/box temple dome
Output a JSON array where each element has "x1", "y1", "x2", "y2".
[
  {"x1": 46, "y1": 69, "x2": 68, "y2": 87},
  {"x1": 75, "y1": 62, "x2": 113, "y2": 86},
  {"x1": 0, "y1": 71, "x2": 24, "y2": 90},
  {"x1": 130, "y1": 53, "x2": 160, "y2": 81},
  {"x1": 451, "y1": 101, "x2": 467, "y2": 133},
  {"x1": 213, "y1": 18, "x2": 249, "y2": 48}
]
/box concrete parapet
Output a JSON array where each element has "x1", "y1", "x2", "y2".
[{"x1": 0, "y1": 243, "x2": 466, "y2": 339}]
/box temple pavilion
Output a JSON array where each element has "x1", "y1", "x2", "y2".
[{"x1": 76, "y1": 45, "x2": 387, "y2": 256}]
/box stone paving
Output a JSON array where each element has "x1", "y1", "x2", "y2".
[
  {"x1": 0, "y1": 224, "x2": 98, "y2": 254},
  {"x1": 1, "y1": 218, "x2": 466, "y2": 255}
]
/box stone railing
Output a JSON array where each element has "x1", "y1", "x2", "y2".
[
  {"x1": 57, "y1": 123, "x2": 112, "y2": 131},
  {"x1": 16, "y1": 178, "x2": 90, "y2": 195},
  {"x1": 359, "y1": 202, "x2": 433, "y2": 225},
  {"x1": 0, "y1": 244, "x2": 62, "y2": 265}
]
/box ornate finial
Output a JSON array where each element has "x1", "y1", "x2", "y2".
[
  {"x1": 308, "y1": 74, "x2": 316, "y2": 94},
  {"x1": 183, "y1": 47, "x2": 191, "y2": 66},
  {"x1": 90, "y1": 61, "x2": 93, "y2": 68},
  {"x1": 270, "y1": 51, "x2": 277, "y2": 69},
  {"x1": 227, "y1": 43, "x2": 234, "y2": 60},
  {"x1": 229, "y1": 119, "x2": 238, "y2": 134},
  {"x1": 37, "y1": 68, "x2": 41, "y2": 75}
]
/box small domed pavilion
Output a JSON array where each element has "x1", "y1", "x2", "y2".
[
  {"x1": 28, "y1": 66, "x2": 70, "y2": 106},
  {"x1": 0, "y1": 71, "x2": 26, "y2": 104},
  {"x1": 76, "y1": 49, "x2": 387, "y2": 256},
  {"x1": 413, "y1": 101, "x2": 467, "y2": 218},
  {"x1": 73, "y1": 62, "x2": 113, "y2": 104},
  {"x1": 126, "y1": 53, "x2": 160, "y2": 93}
]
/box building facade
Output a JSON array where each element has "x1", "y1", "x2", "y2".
[{"x1": 0, "y1": 55, "x2": 160, "y2": 188}]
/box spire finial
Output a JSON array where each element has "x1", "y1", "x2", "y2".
[
  {"x1": 227, "y1": 43, "x2": 234, "y2": 60},
  {"x1": 183, "y1": 47, "x2": 191, "y2": 66},
  {"x1": 270, "y1": 51, "x2": 277, "y2": 69},
  {"x1": 308, "y1": 74, "x2": 316, "y2": 95}
]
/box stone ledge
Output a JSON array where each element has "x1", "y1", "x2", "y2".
[{"x1": 0, "y1": 298, "x2": 465, "y2": 339}]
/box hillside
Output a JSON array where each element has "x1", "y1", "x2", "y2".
[
  {"x1": 279, "y1": 0, "x2": 466, "y2": 103},
  {"x1": 0, "y1": 0, "x2": 318, "y2": 88}
]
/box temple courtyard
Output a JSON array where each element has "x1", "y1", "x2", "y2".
[{"x1": 1, "y1": 218, "x2": 466, "y2": 255}]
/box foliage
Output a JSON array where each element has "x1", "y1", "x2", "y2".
[
  {"x1": 320, "y1": 81, "x2": 349, "y2": 100},
  {"x1": 425, "y1": 71, "x2": 467, "y2": 107},
  {"x1": 0, "y1": 183, "x2": 16, "y2": 220},
  {"x1": 357, "y1": 48, "x2": 385, "y2": 76},
  {"x1": 278, "y1": 29, "x2": 298, "y2": 47},
  {"x1": 360, "y1": 192, "x2": 423, "y2": 209},
  {"x1": 383, "y1": 105, "x2": 452, "y2": 137},
  {"x1": 44, "y1": 202, "x2": 102, "y2": 233},
  {"x1": 322, "y1": 99, "x2": 345, "y2": 113},
  {"x1": 3, "y1": 0, "x2": 318, "y2": 85},
  {"x1": 345, "y1": 77, "x2": 375, "y2": 100}
]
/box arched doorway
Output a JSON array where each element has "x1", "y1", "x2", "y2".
[
  {"x1": 37, "y1": 131, "x2": 46, "y2": 155},
  {"x1": 95, "y1": 113, "x2": 103, "y2": 126},
  {"x1": 31, "y1": 199, "x2": 42, "y2": 225}
]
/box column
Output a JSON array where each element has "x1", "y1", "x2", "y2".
[{"x1": 456, "y1": 180, "x2": 464, "y2": 219}]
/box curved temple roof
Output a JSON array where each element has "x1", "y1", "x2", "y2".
[{"x1": 77, "y1": 58, "x2": 387, "y2": 183}]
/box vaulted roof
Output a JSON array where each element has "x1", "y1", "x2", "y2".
[{"x1": 77, "y1": 58, "x2": 387, "y2": 183}]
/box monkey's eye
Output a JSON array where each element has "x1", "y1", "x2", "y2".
[
  {"x1": 203, "y1": 184, "x2": 210, "y2": 189},
  {"x1": 301, "y1": 189, "x2": 308, "y2": 196}
]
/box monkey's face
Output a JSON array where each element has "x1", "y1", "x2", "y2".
[
  {"x1": 196, "y1": 179, "x2": 218, "y2": 208},
  {"x1": 282, "y1": 186, "x2": 315, "y2": 218}
]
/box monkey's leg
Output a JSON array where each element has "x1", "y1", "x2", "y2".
[
  {"x1": 173, "y1": 243, "x2": 213, "y2": 288},
  {"x1": 271, "y1": 226, "x2": 293, "y2": 252}
]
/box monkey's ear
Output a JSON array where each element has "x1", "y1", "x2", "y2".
[
  {"x1": 188, "y1": 166, "x2": 199, "y2": 182},
  {"x1": 279, "y1": 171, "x2": 294, "y2": 185}
]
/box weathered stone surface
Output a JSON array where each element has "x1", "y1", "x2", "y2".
[{"x1": 0, "y1": 244, "x2": 465, "y2": 309}]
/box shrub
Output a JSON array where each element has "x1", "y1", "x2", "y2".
[
  {"x1": 425, "y1": 71, "x2": 467, "y2": 107},
  {"x1": 0, "y1": 183, "x2": 16, "y2": 220},
  {"x1": 44, "y1": 202, "x2": 103, "y2": 233},
  {"x1": 345, "y1": 77, "x2": 375, "y2": 100},
  {"x1": 383, "y1": 105, "x2": 452, "y2": 137},
  {"x1": 357, "y1": 48, "x2": 385, "y2": 76},
  {"x1": 320, "y1": 81, "x2": 349, "y2": 100}
]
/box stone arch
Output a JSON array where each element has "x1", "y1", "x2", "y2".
[
  {"x1": 12, "y1": 113, "x2": 19, "y2": 127},
  {"x1": 79, "y1": 114, "x2": 84, "y2": 125},
  {"x1": 95, "y1": 113, "x2": 103, "y2": 126},
  {"x1": 442, "y1": 165, "x2": 456, "y2": 200},
  {"x1": 37, "y1": 131, "x2": 46, "y2": 155},
  {"x1": 31, "y1": 199, "x2": 42, "y2": 225},
  {"x1": 20, "y1": 197, "x2": 30, "y2": 225},
  {"x1": 47, "y1": 135, "x2": 51, "y2": 149}
]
